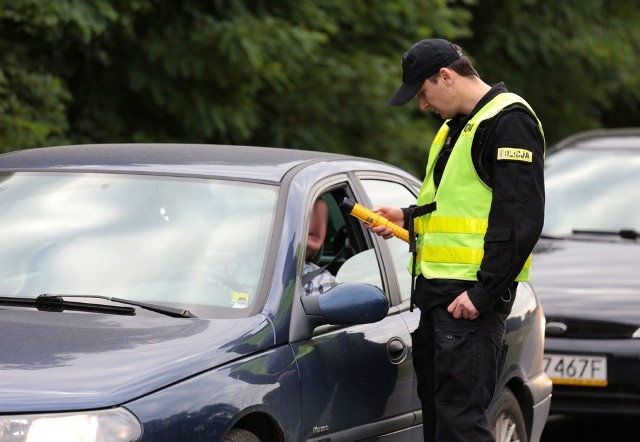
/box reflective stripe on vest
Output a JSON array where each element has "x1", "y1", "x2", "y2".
[{"x1": 410, "y1": 93, "x2": 544, "y2": 282}]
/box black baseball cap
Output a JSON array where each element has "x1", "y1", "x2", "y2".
[{"x1": 389, "y1": 39, "x2": 462, "y2": 106}]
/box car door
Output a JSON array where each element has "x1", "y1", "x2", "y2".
[
  {"x1": 293, "y1": 182, "x2": 417, "y2": 441},
  {"x1": 357, "y1": 176, "x2": 425, "y2": 416}
]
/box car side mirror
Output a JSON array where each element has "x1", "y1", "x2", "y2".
[{"x1": 300, "y1": 283, "x2": 389, "y2": 325}]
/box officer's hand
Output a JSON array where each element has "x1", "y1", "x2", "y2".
[
  {"x1": 364, "y1": 206, "x2": 404, "y2": 240},
  {"x1": 447, "y1": 291, "x2": 479, "y2": 320}
]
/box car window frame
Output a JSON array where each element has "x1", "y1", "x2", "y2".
[
  {"x1": 301, "y1": 178, "x2": 388, "y2": 294},
  {"x1": 348, "y1": 171, "x2": 421, "y2": 310}
]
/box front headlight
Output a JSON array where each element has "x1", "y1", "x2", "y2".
[{"x1": 0, "y1": 408, "x2": 141, "y2": 442}]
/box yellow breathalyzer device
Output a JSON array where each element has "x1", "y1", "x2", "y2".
[{"x1": 341, "y1": 197, "x2": 409, "y2": 243}]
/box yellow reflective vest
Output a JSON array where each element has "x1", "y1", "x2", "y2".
[{"x1": 411, "y1": 93, "x2": 544, "y2": 281}]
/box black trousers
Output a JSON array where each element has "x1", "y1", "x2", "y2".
[{"x1": 412, "y1": 304, "x2": 507, "y2": 442}]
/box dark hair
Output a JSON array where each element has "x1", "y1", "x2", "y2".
[{"x1": 427, "y1": 44, "x2": 479, "y2": 82}]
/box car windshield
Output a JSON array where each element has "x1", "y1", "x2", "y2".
[
  {"x1": 0, "y1": 172, "x2": 277, "y2": 315},
  {"x1": 543, "y1": 147, "x2": 640, "y2": 236}
]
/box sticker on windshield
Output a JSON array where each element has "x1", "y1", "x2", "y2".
[
  {"x1": 231, "y1": 292, "x2": 249, "y2": 308},
  {"x1": 497, "y1": 147, "x2": 533, "y2": 163}
]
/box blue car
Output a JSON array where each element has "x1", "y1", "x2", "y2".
[{"x1": 0, "y1": 144, "x2": 551, "y2": 441}]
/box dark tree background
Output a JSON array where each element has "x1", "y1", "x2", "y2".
[{"x1": 1, "y1": 0, "x2": 638, "y2": 176}]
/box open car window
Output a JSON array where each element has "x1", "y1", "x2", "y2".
[
  {"x1": 303, "y1": 187, "x2": 385, "y2": 293},
  {"x1": 303, "y1": 177, "x2": 419, "y2": 303}
]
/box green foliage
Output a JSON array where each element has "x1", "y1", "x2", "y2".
[
  {"x1": 463, "y1": 0, "x2": 640, "y2": 144},
  {"x1": 0, "y1": 0, "x2": 637, "y2": 171},
  {"x1": 0, "y1": 64, "x2": 70, "y2": 152},
  {"x1": 0, "y1": 0, "x2": 126, "y2": 151},
  {"x1": 63, "y1": 0, "x2": 472, "y2": 176}
]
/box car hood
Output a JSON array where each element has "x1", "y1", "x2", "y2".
[
  {"x1": 533, "y1": 237, "x2": 640, "y2": 324},
  {"x1": 0, "y1": 309, "x2": 274, "y2": 413}
]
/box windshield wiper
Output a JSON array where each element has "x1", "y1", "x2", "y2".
[
  {"x1": 42, "y1": 294, "x2": 197, "y2": 318},
  {"x1": 0, "y1": 295, "x2": 135, "y2": 316},
  {"x1": 0, "y1": 294, "x2": 196, "y2": 318},
  {"x1": 63, "y1": 294, "x2": 196, "y2": 318},
  {"x1": 572, "y1": 228, "x2": 639, "y2": 240}
]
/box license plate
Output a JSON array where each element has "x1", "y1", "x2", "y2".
[{"x1": 543, "y1": 353, "x2": 608, "y2": 387}]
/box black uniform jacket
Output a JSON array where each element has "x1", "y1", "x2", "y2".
[{"x1": 415, "y1": 82, "x2": 545, "y2": 315}]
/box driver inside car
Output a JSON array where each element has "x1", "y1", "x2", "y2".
[{"x1": 302, "y1": 197, "x2": 339, "y2": 296}]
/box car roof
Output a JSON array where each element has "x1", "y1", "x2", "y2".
[
  {"x1": 0, "y1": 143, "x2": 377, "y2": 182},
  {"x1": 550, "y1": 127, "x2": 640, "y2": 153}
]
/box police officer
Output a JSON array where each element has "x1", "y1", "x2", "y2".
[{"x1": 368, "y1": 39, "x2": 545, "y2": 441}]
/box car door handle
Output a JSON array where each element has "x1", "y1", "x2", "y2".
[{"x1": 387, "y1": 337, "x2": 408, "y2": 364}]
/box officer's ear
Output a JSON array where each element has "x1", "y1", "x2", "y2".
[{"x1": 439, "y1": 68, "x2": 454, "y2": 85}]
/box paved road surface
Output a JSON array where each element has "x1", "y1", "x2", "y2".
[{"x1": 541, "y1": 414, "x2": 640, "y2": 441}]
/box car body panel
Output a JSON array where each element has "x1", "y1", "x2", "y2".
[
  {"x1": 0, "y1": 310, "x2": 272, "y2": 412},
  {"x1": 294, "y1": 315, "x2": 414, "y2": 439},
  {"x1": 534, "y1": 238, "x2": 640, "y2": 324},
  {"x1": 126, "y1": 344, "x2": 302, "y2": 441},
  {"x1": 0, "y1": 143, "x2": 331, "y2": 182}
]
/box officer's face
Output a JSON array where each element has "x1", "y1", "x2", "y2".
[{"x1": 416, "y1": 72, "x2": 455, "y2": 119}]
